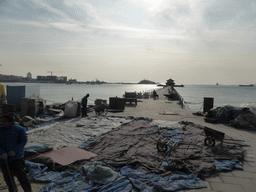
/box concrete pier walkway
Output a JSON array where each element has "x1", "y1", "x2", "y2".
[
  {"x1": 1, "y1": 87, "x2": 256, "y2": 192},
  {"x1": 109, "y1": 87, "x2": 256, "y2": 192}
]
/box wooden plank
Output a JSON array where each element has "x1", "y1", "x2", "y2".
[{"x1": 41, "y1": 146, "x2": 97, "y2": 166}]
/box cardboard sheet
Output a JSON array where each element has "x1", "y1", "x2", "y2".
[{"x1": 42, "y1": 146, "x2": 97, "y2": 165}]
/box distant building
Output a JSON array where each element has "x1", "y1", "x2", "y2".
[
  {"x1": 46, "y1": 76, "x2": 57, "y2": 82},
  {"x1": 166, "y1": 78, "x2": 175, "y2": 86},
  {"x1": 27, "y1": 72, "x2": 32, "y2": 79},
  {"x1": 57, "y1": 76, "x2": 67, "y2": 83},
  {"x1": 67, "y1": 78, "x2": 77, "y2": 84},
  {"x1": 36, "y1": 75, "x2": 67, "y2": 83},
  {"x1": 37, "y1": 76, "x2": 47, "y2": 81}
]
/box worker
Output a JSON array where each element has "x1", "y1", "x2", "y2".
[
  {"x1": 152, "y1": 90, "x2": 159, "y2": 100},
  {"x1": 81, "y1": 94, "x2": 89, "y2": 117},
  {"x1": 0, "y1": 83, "x2": 6, "y2": 104},
  {"x1": 0, "y1": 113, "x2": 33, "y2": 192}
]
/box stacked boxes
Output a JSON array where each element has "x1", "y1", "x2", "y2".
[
  {"x1": 28, "y1": 98, "x2": 41, "y2": 117},
  {"x1": 20, "y1": 98, "x2": 29, "y2": 117},
  {"x1": 20, "y1": 98, "x2": 42, "y2": 117},
  {"x1": 109, "y1": 97, "x2": 125, "y2": 110}
]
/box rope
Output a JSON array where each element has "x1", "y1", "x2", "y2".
[
  {"x1": 43, "y1": 97, "x2": 97, "y2": 104},
  {"x1": 198, "y1": 103, "x2": 203, "y2": 112},
  {"x1": 88, "y1": 98, "x2": 96, "y2": 102},
  {"x1": 185, "y1": 102, "x2": 203, "y2": 105},
  {"x1": 44, "y1": 99, "x2": 62, "y2": 103}
]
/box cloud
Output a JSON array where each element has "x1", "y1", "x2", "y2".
[
  {"x1": 1, "y1": 1, "x2": 256, "y2": 61},
  {"x1": 131, "y1": 0, "x2": 256, "y2": 45},
  {"x1": 1, "y1": 19, "x2": 49, "y2": 28}
]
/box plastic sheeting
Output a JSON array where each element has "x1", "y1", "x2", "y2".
[
  {"x1": 205, "y1": 105, "x2": 256, "y2": 129},
  {"x1": 25, "y1": 159, "x2": 244, "y2": 191},
  {"x1": 214, "y1": 159, "x2": 243, "y2": 171},
  {"x1": 81, "y1": 120, "x2": 245, "y2": 179},
  {"x1": 64, "y1": 101, "x2": 78, "y2": 117},
  {"x1": 25, "y1": 144, "x2": 54, "y2": 153},
  {"x1": 24, "y1": 117, "x2": 246, "y2": 191},
  {"x1": 82, "y1": 162, "x2": 120, "y2": 184},
  {"x1": 26, "y1": 116, "x2": 133, "y2": 149},
  {"x1": 25, "y1": 161, "x2": 206, "y2": 192}
]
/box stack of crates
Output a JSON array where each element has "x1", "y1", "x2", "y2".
[
  {"x1": 28, "y1": 98, "x2": 41, "y2": 117},
  {"x1": 20, "y1": 98, "x2": 29, "y2": 117},
  {"x1": 20, "y1": 98, "x2": 42, "y2": 117}
]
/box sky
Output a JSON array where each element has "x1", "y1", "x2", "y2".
[{"x1": 0, "y1": 0, "x2": 256, "y2": 85}]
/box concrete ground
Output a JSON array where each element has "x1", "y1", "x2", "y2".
[
  {"x1": 108, "y1": 88, "x2": 256, "y2": 192},
  {"x1": 1, "y1": 87, "x2": 256, "y2": 191}
]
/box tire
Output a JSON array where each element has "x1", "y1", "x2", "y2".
[
  {"x1": 204, "y1": 137, "x2": 215, "y2": 147},
  {"x1": 157, "y1": 142, "x2": 168, "y2": 152}
]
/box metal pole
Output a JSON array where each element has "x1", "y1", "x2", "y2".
[{"x1": 4, "y1": 158, "x2": 18, "y2": 192}]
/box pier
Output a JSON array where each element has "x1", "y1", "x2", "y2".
[{"x1": 1, "y1": 87, "x2": 256, "y2": 192}]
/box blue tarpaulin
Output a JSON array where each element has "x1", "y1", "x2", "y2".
[
  {"x1": 24, "y1": 119, "x2": 245, "y2": 191},
  {"x1": 214, "y1": 159, "x2": 243, "y2": 171},
  {"x1": 25, "y1": 161, "x2": 207, "y2": 192}
]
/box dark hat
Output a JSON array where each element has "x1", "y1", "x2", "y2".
[{"x1": 3, "y1": 112, "x2": 15, "y2": 123}]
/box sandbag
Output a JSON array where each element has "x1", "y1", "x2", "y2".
[
  {"x1": 82, "y1": 162, "x2": 120, "y2": 184},
  {"x1": 64, "y1": 101, "x2": 78, "y2": 117}
]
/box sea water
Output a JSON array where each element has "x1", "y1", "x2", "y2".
[
  {"x1": 3, "y1": 83, "x2": 256, "y2": 112},
  {"x1": 3, "y1": 82, "x2": 161, "y2": 105},
  {"x1": 175, "y1": 85, "x2": 256, "y2": 112}
]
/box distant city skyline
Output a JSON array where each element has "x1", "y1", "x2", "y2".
[{"x1": 1, "y1": 0, "x2": 256, "y2": 85}]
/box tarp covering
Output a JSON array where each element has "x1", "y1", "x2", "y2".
[
  {"x1": 81, "y1": 120, "x2": 244, "y2": 179},
  {"x1": 25, "y1": 159, "x2": 243, "y2": 191},
  {"x1": 64, "y1": 101, "x2": 78, "y2": 118},
  {"x1": 82, "y1": 162, "x2": 120, "y2": 184},
  {"x1": 81, "y1": 118, "x2": 167, "y2": 174},
  {"x1": 204, "y1": 105, "x2": 256, "y2": 129},
  {"x1": 24, "y1": 117, "x2": 246, "y2": 191},
  {"x1": 25, "y1": 161, "x2": 206, "y2": 192},
  {"x1": 26, "y1": 116, "x2": 133, "y2": 149}
]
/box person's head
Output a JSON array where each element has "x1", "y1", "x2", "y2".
[
  {"x1": 1, "y1": 113, "x2": 15, "y2": 128},
  {"x1": 86, "y1": 94, "x2": 89, "y2": 98}
]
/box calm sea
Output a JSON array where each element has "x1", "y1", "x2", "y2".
[
  {"x1": 3, "y1": 82, "x2": 161, "y2": 105},
  {"x1": 3, "y1": 83, "x2": 256, "y2": 112},
  {"x1": 176, "y1": 85, "x2": 256, "y2": 111}
]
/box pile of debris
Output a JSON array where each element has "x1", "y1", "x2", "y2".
[{"x1": 204, "y1": 105, "x2": 256, "y2": 130}]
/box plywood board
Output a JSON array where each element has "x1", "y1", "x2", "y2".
[{"x1": 42, "y1": 146, "x2": 97, "y2": 166}]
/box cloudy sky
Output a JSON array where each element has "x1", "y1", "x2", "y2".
[{"x1": 0, "y1": 0, "x2": 255, "y2": 84}]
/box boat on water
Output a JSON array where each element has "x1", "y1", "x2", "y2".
[
  {"x1": 239, "y1": 84, "x2": 254, "y2": 87},
  {"x1": 174, "y1": 84, "x2": 184, "y2": 87}
]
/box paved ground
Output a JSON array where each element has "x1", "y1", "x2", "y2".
[
  {"x1": 108, "y1": 88, "x2": 256, "y2": 192},
  {"x1": 1, "y1": 87, "x2": 256, "y2": 191}
]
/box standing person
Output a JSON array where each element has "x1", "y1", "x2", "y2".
[
  {"x1": 0, "y1": 113, "x2": 32, "y2": 192},
  {"x1": 0, "y1": 82, "x2": 6, "y2": 104},
  {"x1": 81, "y1": 94, "x2": 89, "y2": 117},
  {"x1": 152, "y1": 90, "x2": 158, "y2": 100}
]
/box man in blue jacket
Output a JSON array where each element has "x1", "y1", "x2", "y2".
[{"x1": 0, "y1": 113, "x2": 32, "y2": 192}]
